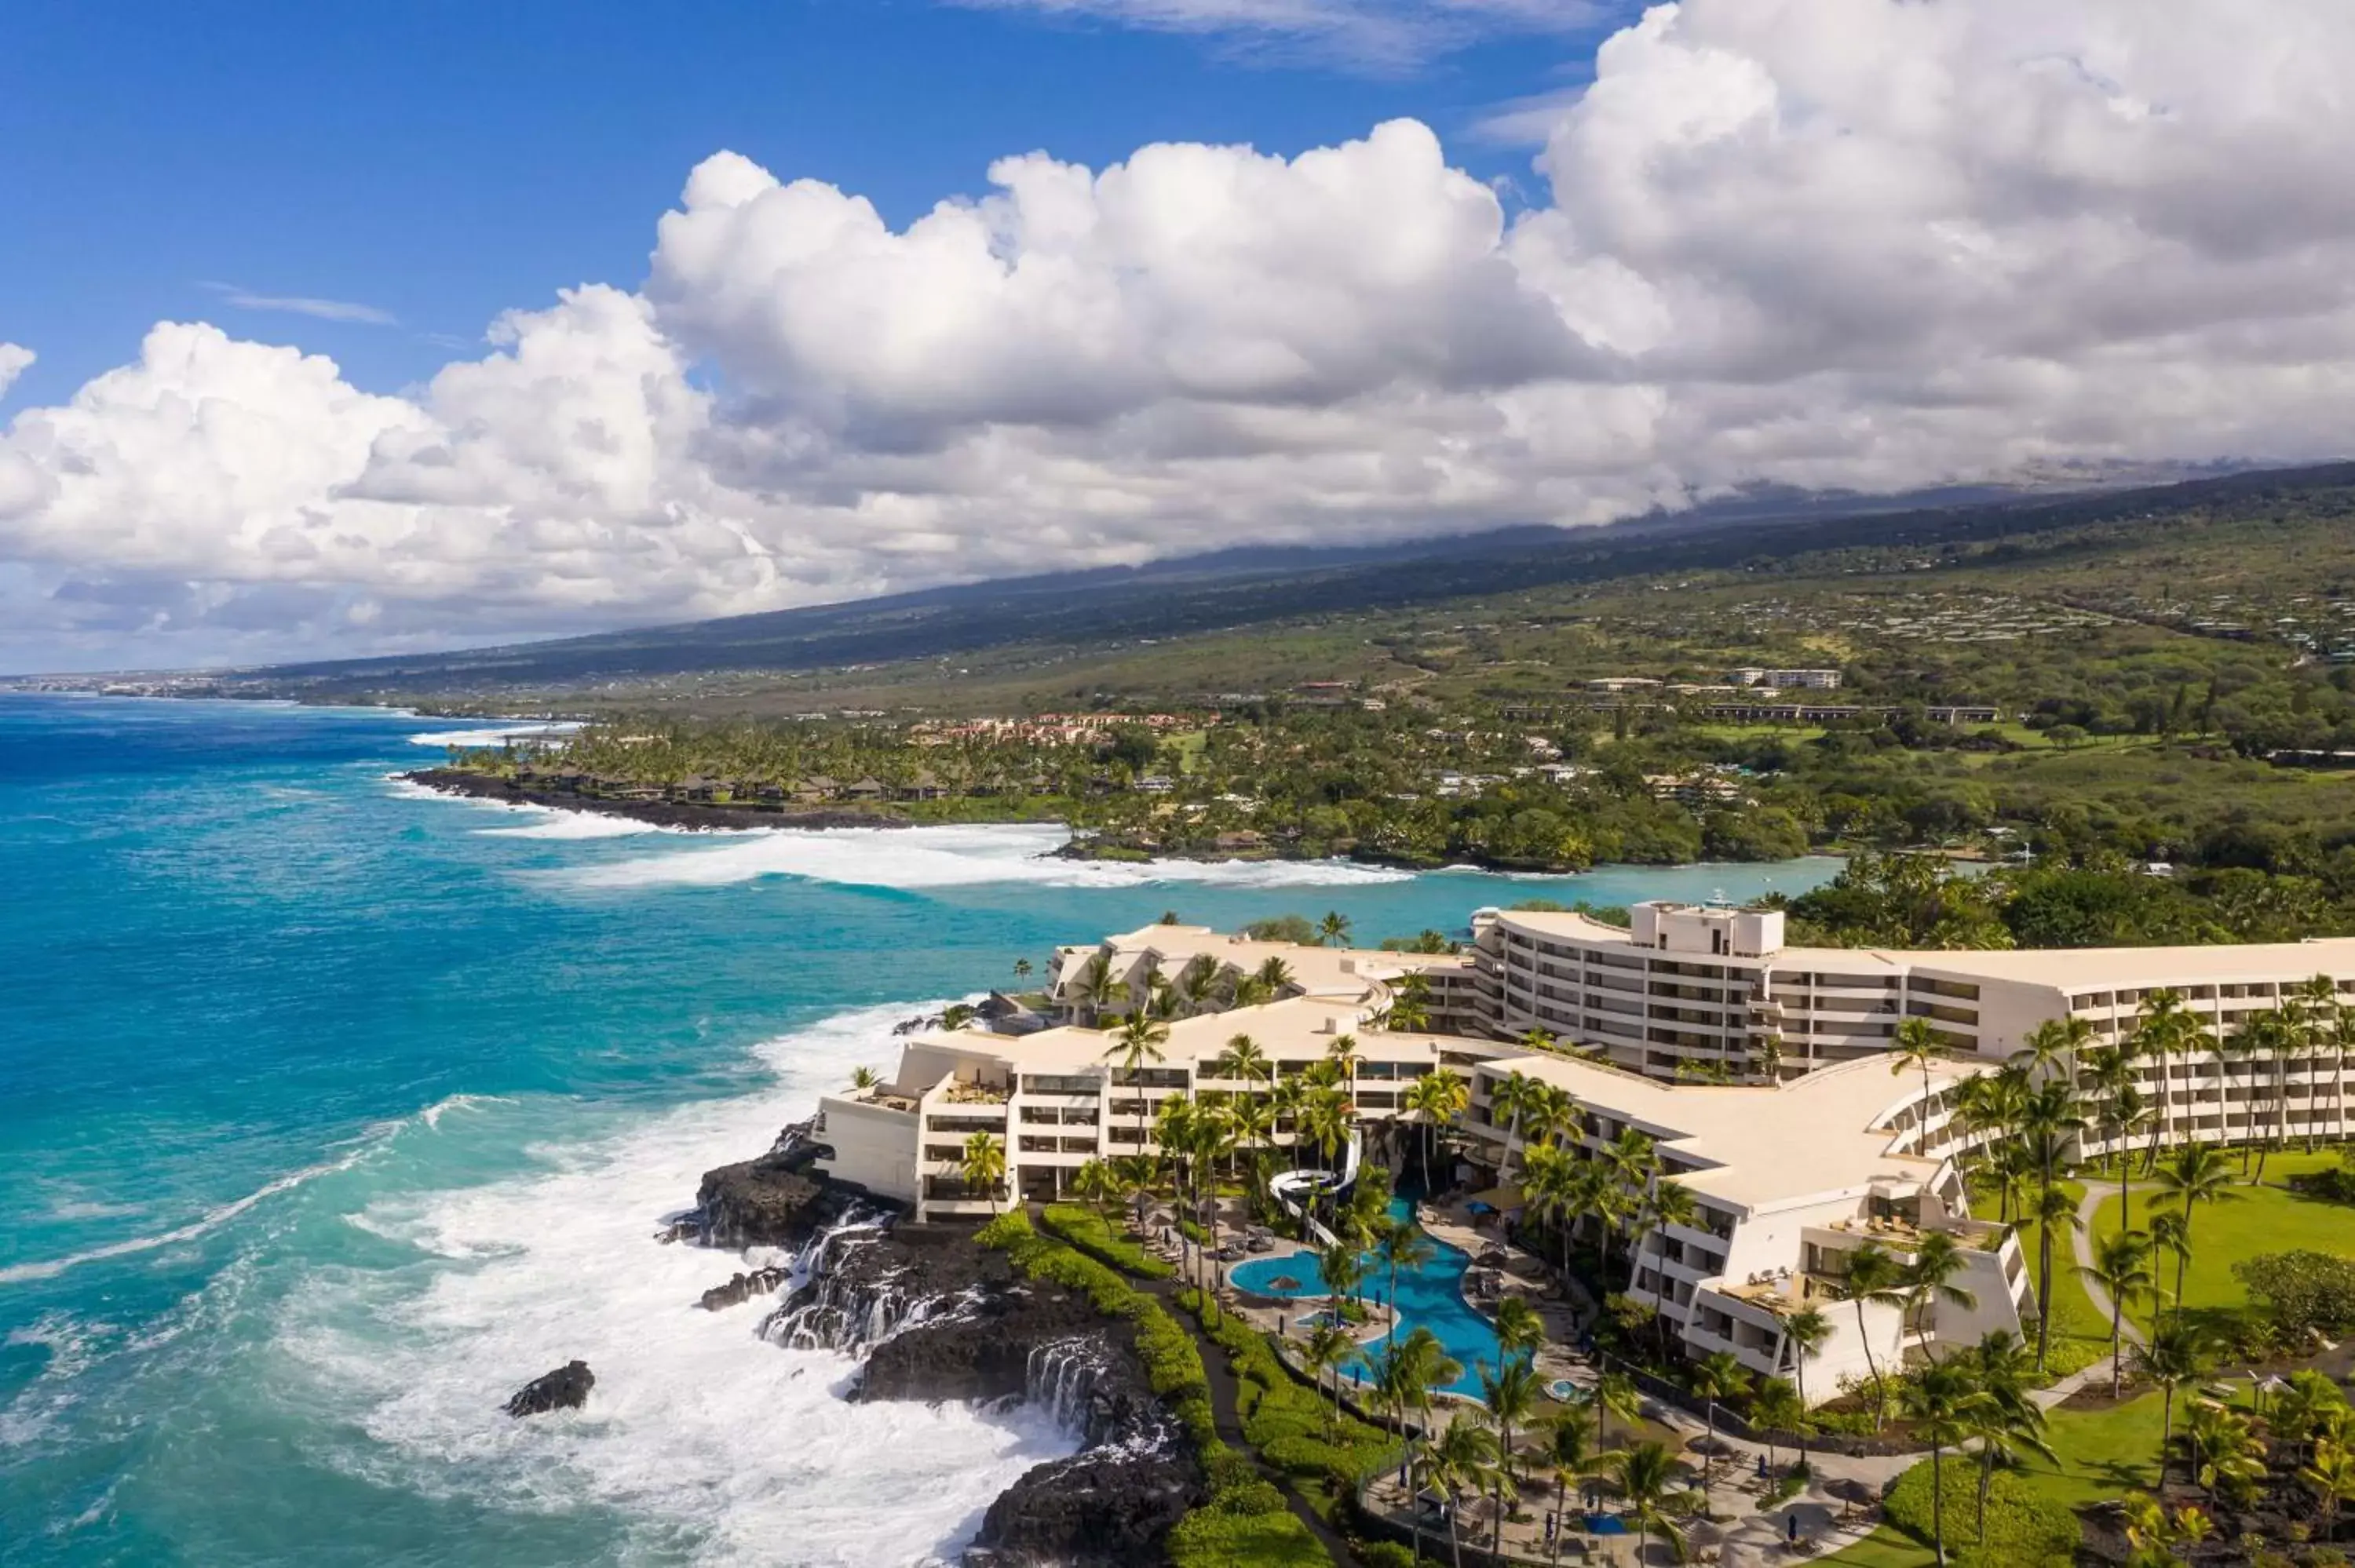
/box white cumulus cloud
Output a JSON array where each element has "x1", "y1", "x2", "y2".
[{"x1": 5, "y1": 0, "x2": 2355, "y2": 667}]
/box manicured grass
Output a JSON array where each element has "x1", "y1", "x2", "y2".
[
  {"x1": 2014, "y1": 1391, "x2": 2166, "y2": 1508},
  {"x1": 2090, "y1": 1148, "x2": 2353, "y2": 1333},
  {"x1": 1823, "y1": 1526, "x2": 1935, "y2": 1566},
  {"x1": 1827, "y1": 1389, "x2": 2171, "y2": 1566}
]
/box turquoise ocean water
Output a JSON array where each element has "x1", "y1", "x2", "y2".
[{"x1": 0, "y1": 695, "x2": 1839, "y2": 1566}]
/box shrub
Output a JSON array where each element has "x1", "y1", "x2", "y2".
[
  {"x1": 973, "y1": 1209, "x2": 1034, "y2": 1250},
  {"x1": 2235, "y1": 1249, "x2": 2355, "y2": 1340},
  {"x1": 1355, "y1": 1542, "x2": 1418, "y2": 1568},
  {"x1": 1166, "y1": 1508, "x2": 1327, "y2": 1568},
  {"x1": 1039, "y1": 1203, "x2": 1176, "y2": 1279},
  {"x1": 1883, "y1": 1460, "x2": 2076, "y2": 1567}
]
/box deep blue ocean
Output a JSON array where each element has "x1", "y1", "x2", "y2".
[{"x1": 0, "y1": 695, "x2": 1838, "y2": 1566}]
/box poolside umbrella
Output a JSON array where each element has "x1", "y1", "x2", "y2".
[
  {"x1": 1827, "y1": 1479, "x2": 1878, "y2": 1519},
  {"x1": 1466, "y1": 1201, "x2": 1496, "y2": 1217},
  {"x1": 1470, "y1": 1184, "x2": 1524, "y2": 1211}
]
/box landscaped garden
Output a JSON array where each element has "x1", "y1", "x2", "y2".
[{"x1": 1832, "y1": 1139, "x2": 2355, "y2": 1568}]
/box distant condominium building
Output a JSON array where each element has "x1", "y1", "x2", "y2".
[{"x1": 1731, "y1": 667, "x2": 1843, "y2": 689}]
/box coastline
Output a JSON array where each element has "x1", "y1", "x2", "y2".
[
  {"x1": 400, "y1": 768, "x2": 925, "y2": 833},
  {"x1": 402, "y1": 766, "x2": 1854, "y2": 878}
]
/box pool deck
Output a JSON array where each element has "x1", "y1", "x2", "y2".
[{"x1": 1131, "y1": 1194, "x2": 1911, "y2": 1566}]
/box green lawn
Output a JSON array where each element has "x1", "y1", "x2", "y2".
[
  {"x1": 2090, "y1": 1148, "x2": 2353, "y2": 1333},
  {"x1": 1824, "y1": 1526, "x2": 1935, "y2": 1566},
  {"x1": 1824, "y1": 1390, "x2": 2171, "y2": 1566}
]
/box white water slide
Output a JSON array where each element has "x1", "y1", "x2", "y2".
[{"x1": 1267, "y1": 1129, "x2": 1362, "y2": 1247}]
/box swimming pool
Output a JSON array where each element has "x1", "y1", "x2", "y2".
[{"x1": 1228, "y1": 1198, "x2": 1503, "y2": 1396}]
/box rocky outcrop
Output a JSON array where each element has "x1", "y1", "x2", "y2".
[
  {"x1": 963, "y1": 1446, "x2": 1203, "y2": 1567},
  {"x1": 682, "y1": 1154, "x2": 1198, "y2": 1566},
  {"x1": 693, "y1": 1145, "x2": 864, "y2": 1250},
  {"x1": 503, "y1": 1361, "x2": 594, "y2": 1417},
  {"x1": 698, "y1": 1265, "x2": 790, "y2": 1311}
]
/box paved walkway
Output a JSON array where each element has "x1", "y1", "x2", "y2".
[{"x1": 2028, "y1": 1180, "x2": 2150, "y2": 1409}]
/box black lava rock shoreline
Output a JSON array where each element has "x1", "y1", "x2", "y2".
[
  {"x1": 402, "y1": 768, "x2": 915, "y2": 833},
  {"x1": 680, "y1": 1127, "x2": 1202, "y2": 1566}
]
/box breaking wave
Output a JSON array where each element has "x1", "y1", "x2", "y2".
[
  {"x1": 549, "y1": 822, "x2": 1413, "y2": 893},
  {"x1": 277, "y1": 1001, "x2": 1070, "y2": 1566}
]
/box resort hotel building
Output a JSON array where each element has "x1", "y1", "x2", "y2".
[{"x1": 811, "y1": 906, "x2": 2355, "y2": 1400}]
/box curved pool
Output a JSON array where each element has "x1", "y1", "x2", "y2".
[{"x1": 1229, "y1": 1199, "x2": 1502, "y2": 1396}]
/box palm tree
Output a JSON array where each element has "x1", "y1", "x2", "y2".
[
  {"x1": 2222, "y1": 1012, "x2": 2272, "y2": 1171},
  {"x1": 1900, "y1": 1361, "x2": 1983, "y2": 1567},
  {"x1": 2151, "y1": 1142, "x2": 2240, "y2": 1320},
  {"x1": 1103, "y1": 1012, "x2": 1170, "y2": 1153},
  {"x1": 2147, "y1": 1209, "x2": 2193, "y2": 1329},
  {"x1": 1689, "y1": 1351, "x2": 1751, "y2": 1479},
  {"x1": 1252, "y1": 955, "x2": 1296, "y2": 995},
  {"x1": 1480, "y1": 1358, "x2": 1543, "y2": 1552},
  {"x1": 1520, "y1": 1141, "x2": 1580, "y2": 1283},
  {"x1": 1318, "y1": 910, "x2": 1353, "y2": 947},
  {"x1": 1211, "y1": 1032, "x2": 1271, "y2": 1093},
  {"x1": 2329, "y1": 1001, "x2": 2355, "y2": 1150},
  {"x1": 960, "y1": 1131, "x2": 1006, "y2": 1216},
  {"x1": 1489, "y1": 1071, "x2": 1545, "y2": 1183},
  {"x1": 1609, "y1": 1441, "x2": 1692, "y2": 1568},
  {"x1": 1431, "y1": 1415, "x2": 1499, "y2": 1568},
  {"x1": 1071, "y1": 1156, "x2": 1115, "y2": 1219},
  {"x1": 1304, "y1": 1320, "x2": 1356, "y2": 1428},
  {"x1": 1379, "y1": 1324, "x2": 1461, "y2": 1439},
  {"x1": 1544, "y1": 1406, "x2": 1615, "y2": 1552},
  {"x1": 2027, "y1": 1179, "x2": 2082, "y2": 1372},
  {"x1": 849, "y1": 1064, "x2": 882, "y2": 1091},
  {"x1": 1890, "y1": 1016, "x2": 1944, "y2": 1121},
  {"x1": 2077, "y1": 1229, "x2": 2157, "y2": 1398},
  {"x1": 1067, "y1": 948, "x2": 1115, "y2": 1025},
  {"x1": 1778, "y1": 1307, "x2": 1834, "y2": 1472},
  {"x1": 1900, "y1": 1231, "x2": 1977, "y2": 1358},
  {"x1": 1494, "y1": 1293, "x2": 1545, "y2": 1368},
  {"x1": 1402, "y1": 1070, "x2": 1469, "y2": 1193},
  {"x1": 1955, "y1": 1334, "x2": 2054, "y2": 1544},
  {"x1": 1326, "y1": 1032, "x2": 1364, "y2": 1097},
  {"x1": 2133, "y1": 1322, "x2": 2211, "y2": 1486},
  {"x1": 1377, "y1": 1216, "x2": 1433, "y2": 1324},
  {"x1": 1386, "y1": 973, "x2": 1434, "y2": 1034},
  {"x1": 1594, "y1": 1369, "x2": 1641, "y2": 1451},
  {"x1": 2132, "y1": 988, "x2": 2196, "y2": 1170},
  {"x1": 1012, "y1": 956, "x2": 1032, "y2": 983},
  {"x1": 2014, "y1": 1013, "x2": 2094, "y2": 1090},
  {"x1": 1751, "y1": 1378, "x2": 1804, "y2": 1471},
  {"x1": 1319, "y1": 1235, "x2": 1367, "y2": 1323},
  {"x1": 2292, "y1": 973, "x2": 2338, "y2": 1153},
  {"x1": 1833, "y1": 1242, "x2": 1905, "y2": 1427}
]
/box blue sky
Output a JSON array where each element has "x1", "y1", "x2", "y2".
[
  {"x1": 2, "y1": 1, "x2": 2345, "y2": 673},
  {"x1": 0, "y1": 0, "x2": 1619, "y2": 410}
]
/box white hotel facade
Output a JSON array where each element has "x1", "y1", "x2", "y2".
[{"x1": 812, "y1": 907, "x2": 2355, "y2": 1400}]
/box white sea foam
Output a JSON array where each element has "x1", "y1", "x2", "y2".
[
  {"x1": 474, "y1": 811, "x2": 659, "y2": 841},
  {"x1": 407, "y1": 723, "x2": 584, "y2": 748},
  {"x1": 0, "y1": 1313, "x2": 115, "y2": 1449},
  {"x1": 279, "y1": 1001, "x2": 1062, "y2": 1566},
  {"x1": 0, "y1": 1145, "x2": 382, "y2": 1286},
  {"x1": 554, "y1": 821, "x2": 1413, "y2": 893}
]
